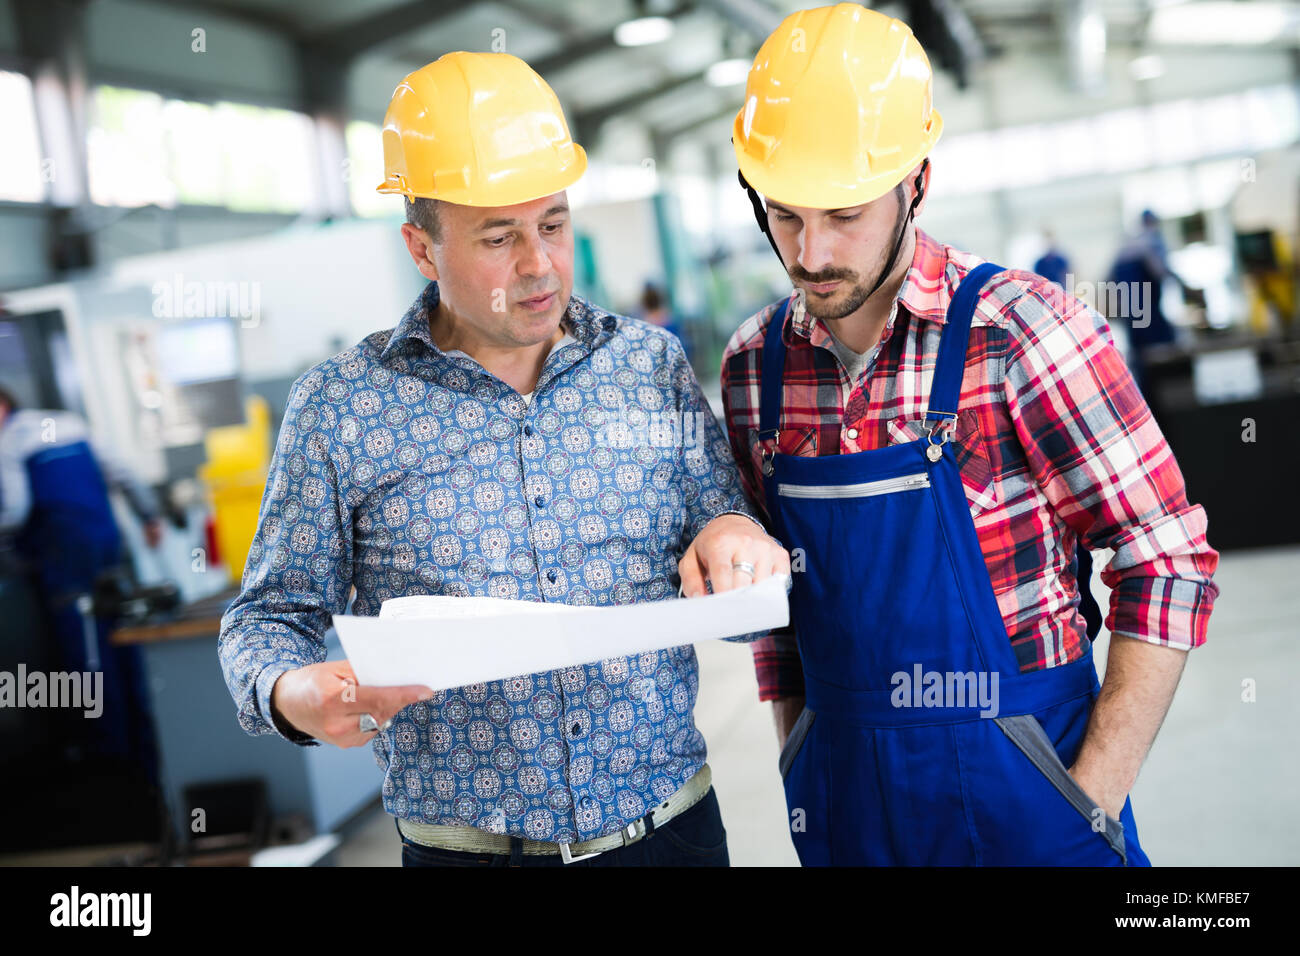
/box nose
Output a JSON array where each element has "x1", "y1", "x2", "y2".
[
  {"x1": 797, "y1": 221, "x2": 833, "y2": 274},
  {"x1": 517, "y1": 231, "x2": 552, "y2": 279}
]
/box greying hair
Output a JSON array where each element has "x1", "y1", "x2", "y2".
[{"x1": 404, "y1": 197, "x2": 442, "y2": 243}]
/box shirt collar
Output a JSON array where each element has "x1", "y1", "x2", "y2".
[
  {"x1": 380, "y1": 282, "x2": 617, "y2": 363},
  {"x1": 785, "y1": 226, "x2": 956, "y2": 347}
]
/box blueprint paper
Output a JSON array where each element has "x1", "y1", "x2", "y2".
[{"x1": 332, "y1": 575, "x2": 789, "y2": 692}]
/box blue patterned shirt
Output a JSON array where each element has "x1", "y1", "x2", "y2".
[{"x1": 218, "y1": 282, "x2": 759, "y2": 843}]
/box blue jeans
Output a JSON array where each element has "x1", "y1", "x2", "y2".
[{"x1": 396, "y1": 787, "x2": 729, "y2": 867}]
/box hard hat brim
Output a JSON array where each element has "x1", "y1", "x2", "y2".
[
  {"x1": 375, "y1": 143, "x2": 588, "y2": 207},
  {"x1": 733, "y1": 107, "x2": 943, "y2": 211}
]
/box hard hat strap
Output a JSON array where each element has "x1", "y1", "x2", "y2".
[
  {"x1": 738, "y1": 158, "x2": 930, "y2": 303},
  {"x1": 739, "y1": 169, "x2": 786, "y2": 268},
  {"x1": 864, "y1": 159, "x2": 928, "y2": 301}
]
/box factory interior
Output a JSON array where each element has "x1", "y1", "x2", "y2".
[{"x1": 0, "y1": 0, "x2": 1297, "y2": 869}]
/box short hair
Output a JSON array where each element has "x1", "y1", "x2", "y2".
[{"x1": 404, "y1": 197, "x2": 442, "y2": 243}]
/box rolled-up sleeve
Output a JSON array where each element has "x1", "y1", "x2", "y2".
[
  {"x1": 217, "y1": 371, "x2": 355, "y2": 745},
  {"x1": 719, "y1": 337, "x2": 806, "y2": 699},
  {"x1": 1002, "y1": 282, "x2": 1219, "y2": 650},
  {"x1": 670, "y1": 336, "x2": 760, "y2": 544},
  {"x1": 664, "y1": 335, "x2": 776, "y2": 645}
]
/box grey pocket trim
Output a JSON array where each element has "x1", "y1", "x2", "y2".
[
  {"x1": 993, "y1": 714, "x2": 1127, "y2": 865},
  {"x1": 778, "y1": 708, "x2": 816, "y2": 780}
]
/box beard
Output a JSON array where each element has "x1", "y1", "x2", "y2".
[{"x1": 788, "y1": 188, "x2": 907, "y2": 322}]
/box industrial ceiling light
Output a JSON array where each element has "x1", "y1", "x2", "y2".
[
  {"x1": 1064, "y1": 0, "x2": 1107, "y2": 95},
  {"x1": 1148, "y1": 1, "x2": 1300, "y2": 45},
  {"x1": 615, "y1": 16, "x2": 675, "y2": 46},
  {"x1": 706, "y1": 57, "x2": 750, "y2": 87}
]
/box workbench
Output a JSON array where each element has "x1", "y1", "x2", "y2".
[{"x1": 112, "y1": 590, "x2": 383, "y2": 849}]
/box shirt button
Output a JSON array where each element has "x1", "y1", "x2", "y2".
[
  {"x1": 547, "y1": 569, "x2": 557, "y2": 583},
  {"x1": 534, "y1": 495, "x2": 545, "y2": 508},
  {"x1": 523, "y1": 424, "x2": 533, "y2": 437},
  {"x1": 570, "y1": 721, "x2": 581, "y2": 736},
  {"x1": 846, "y1": 428, "x2": 859, "y2": 440}
]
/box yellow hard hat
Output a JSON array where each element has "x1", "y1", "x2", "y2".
[
  {"x1": 376, "y1": 52, "x2": 587, "y2": 207},
  {"x1": 733, "y1": 3, "x2": 943, "y2": 210}
]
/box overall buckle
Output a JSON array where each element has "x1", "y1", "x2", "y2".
[
  {"x1": 757, "y1": 428, "x2": 780, "y2": 475},
  {"x1": 926, "y1": 416, "x2": 956, "y2": 462}
]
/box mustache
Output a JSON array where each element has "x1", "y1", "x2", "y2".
[{"x1": 788, "y1": 266, "x2": 856, "y2": 284}]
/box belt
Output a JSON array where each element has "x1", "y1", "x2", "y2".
[{"x1": 397, "y1": 764, "x2": 711, "y2": 864}]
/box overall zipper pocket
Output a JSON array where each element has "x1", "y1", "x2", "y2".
[{"x1": 776, "y1": 472, "x2": 930, "y2": 499}]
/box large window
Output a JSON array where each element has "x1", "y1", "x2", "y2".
[
  {"x1": 345, "y1": 120, "x2": 391, "y2": 218},
  {"x1": 0, "y1": 71, "x2": 46, "y2": 202},
  {"x1": 87, "y1": 85, "x2": 316, "y2": 212},
  {"x1": 931, "y1": 83, "x2": 1300, "y2": 197}
]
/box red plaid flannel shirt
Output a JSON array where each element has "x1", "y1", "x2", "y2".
[{"x1": 721, "y1": 228, "x2": 1220, "y2": 702}]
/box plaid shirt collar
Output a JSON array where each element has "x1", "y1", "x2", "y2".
[
  {"x1": 786, "y1": 226, "x2": 958, "y2": 350},
  {"x1": 380, "y1": 281, "x2": 616, "y2": 363}
]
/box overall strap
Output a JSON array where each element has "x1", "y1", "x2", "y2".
[
  {"x1": 921, "y1": 260, "x2": 1104, "y2": 641},
  {"x1": 925, "y1": 261, "x2": 1004, "y2": 429},
  {"x1": 758, "y1": 296, "x2": 794, "y2": 443}
]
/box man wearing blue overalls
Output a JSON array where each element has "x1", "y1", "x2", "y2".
[
  {"x1": 0, "y1": 385, "x2": 164, "y2": 779},
  {"x1": 721, "y1": 4, "x2": 1220, "y2": 865}
]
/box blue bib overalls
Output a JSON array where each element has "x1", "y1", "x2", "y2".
[
  {"x1": 759, "y1": 263, "x2": 1151, "y2": 866},
  {"x1": 19, "y1": 439, "x2": 158, "y2": 780}
]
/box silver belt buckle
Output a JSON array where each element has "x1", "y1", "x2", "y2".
[
  {"x1": 558, "y1": 842, "x2": 601, "y2": 864},
  {"x1": 622, "y1": 818, "x2": 647, "y2": 847}
]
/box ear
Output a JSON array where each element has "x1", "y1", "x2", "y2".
[{"x1": 400, "y1": 223, "x2": 440, "y2": 282}]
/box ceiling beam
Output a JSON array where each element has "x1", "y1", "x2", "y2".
[
  {"x1": 528, "y1": 4, "x2": 694, "y2": 77},
  {"x1": 696, "y1": 0, "x2": 781, "y2": 39},
  {"x1": 306, "y1": 0, "x2": 466, "y2": 60},
  {"x1": 574, "y1": 68, "x2": 708, "y2": 137},
  {"x1": 653, "y1": 100, "x2": 739, "y2": 144}
]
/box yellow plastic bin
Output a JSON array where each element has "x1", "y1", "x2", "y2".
[{"x1": 199, "y1": 396, "x2": 271, "y2": 583}]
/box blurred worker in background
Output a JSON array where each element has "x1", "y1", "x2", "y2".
[
  {"x1": 638, "y1": 280, "x2": 685, "y2": 357},
  {"x1": 1106, "y1": 209, "x2": 1197, "y2": 398},
  {"x1": 0, "y1": 384, "x2": 162, "y2": 782},
  {"x1": 722, "y1": 2, "x2": 1218, "y2": 866},
  {"x1": 1033, "y1": 229, "x2": 1070, "y2": 289},
  {"x1": 219, "y1": 52, "x2": 787, "y2": 868}
]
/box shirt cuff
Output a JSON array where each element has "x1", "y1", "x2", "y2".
[
  {"x1": 256, "y1": 661, "x2": 319, "y2": 747},
  {"x1": 752, "y1": 631, "x2": 805, "y2": 702},
  {"x1": 711, "y1": 509, "x2": 767, "y2": 534}
]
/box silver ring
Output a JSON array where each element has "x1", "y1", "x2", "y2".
[
  {"x1": 359, "y1": 713, "x2": 379, "y2": 734},
  {"x1": 732, "y1": 561, "x2": 756, "y2": 578}
]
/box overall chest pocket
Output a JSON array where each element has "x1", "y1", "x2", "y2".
[{"x1": 885, "y1": 412, "x2": 997, "y2": 518}]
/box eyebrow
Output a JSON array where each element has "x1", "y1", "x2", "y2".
[
  {"x1": 476, "y1": 204, "x2": 570, "y2": 232},
  {"x1": 765, "y1": 201, "x2": 857, "y2": 216}
]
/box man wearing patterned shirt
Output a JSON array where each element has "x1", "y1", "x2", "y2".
[
  {"x1": 218, "y1": 53, "x2": 787, "y2": 867},
  {"x1": 721, "y1": 4, "x2": 1218, "y2": 865}
]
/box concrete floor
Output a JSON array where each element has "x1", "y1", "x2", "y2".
[{"x1": 332, "y1": 544, "x2": 1300, "y2": 867}]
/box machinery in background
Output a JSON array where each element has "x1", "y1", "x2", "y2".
[{"x1": 1236, "y1": 229, "x2": 1298, "y2": 338}]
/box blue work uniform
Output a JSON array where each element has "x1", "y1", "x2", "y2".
[
  {"x1": 759, "y1": 263, "x2": 1151, "y2": 866},
  {"x1": 9, "y1": 427, "x2": 158, "y2": 780}
]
